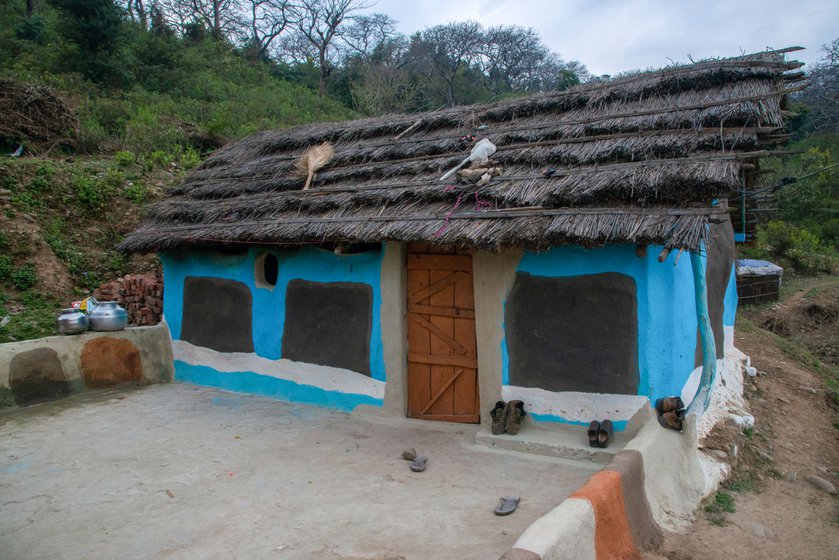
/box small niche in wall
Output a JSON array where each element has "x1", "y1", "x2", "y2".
[
  {"x1": 505, "y1": 272, "x2": 639, "y2": 395},
  {"x1": 255, "y1": 252, "x2": 279, "y2": 289},
  {"x1": 281, "y1": 279, "x2": 373, "y2": 375}
]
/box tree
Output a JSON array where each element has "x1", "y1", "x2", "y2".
[
  {"x1": 800, "y1": 38, "x2": 839, "y2": 133},
  {"x1": 415, "y1": 21, "x2": 483, "y2": 107},
  {"x1": 341, "y1": 12, "x2": 396, "y2": 62},
  {"x1": 290, "y1": 0, "x2": 371, "y2": 96},
  {"x1": 51, "y1": 0, "x2": 128, "y2": 83},
  {"x1": 481, "y1": 25, "x2": 549, "y2": 95},
  {"x1": 155, "y1": 0, "x2": 241, "y2": 39},
  {"x1": 240, "y1": 0, "x2": 296, "y2": 62},
  {"x1": 124, "y1": 0, "x2": 149, "y2": 29}
]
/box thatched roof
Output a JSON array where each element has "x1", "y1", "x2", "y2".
[{"x1": 120, "y1": 48, "x2": 805, "y2": 254}]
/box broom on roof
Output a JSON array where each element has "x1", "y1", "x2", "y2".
[{"x1": 294, "y1": 142, "x2": 334, "y2": 190}]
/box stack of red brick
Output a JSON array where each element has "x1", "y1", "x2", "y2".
[{"x1": 93, "y1": 273, "x2": 164, "y2": 326}]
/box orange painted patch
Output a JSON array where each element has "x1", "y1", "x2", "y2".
[
  {"x1": 571, "y1": 470, "x2": 640, "y2": 560},
  {"x1": 81, "y1": 337, "x2": 143, "y2": 387}
]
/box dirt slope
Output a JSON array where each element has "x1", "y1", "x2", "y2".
[{"x1": 646, "y1": 280, "x2": 839, "y2": 560}]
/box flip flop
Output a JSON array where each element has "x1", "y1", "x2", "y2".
[
  {"x1": 588, "y1": 421, "x2": 601, "y2": 447},
  {"x1": 598, "y1": 419, "x2": 613, "y2": 448},
  {"x1": 494, "y1": 496, "x2": 520, "y2": 516},
  {"x1": 490, "y1": 400, "x2": 508, "y2": 435},
  {"x1": 505, "y1": 400, "x2": 526, "y2": 435},
  {"x1": 410, "y1": 456, "x2": 427, "y2": 472}
]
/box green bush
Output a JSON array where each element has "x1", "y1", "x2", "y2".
[
  {"x1": 123, "y1": 182, "x2": 150, "y2": 204},
  {"x1": 704, "y1": 490, "x2": 735, "y2": 514},
  {"x1": 72, "y1": 170, "x2": 120, "y2": 211},
  {"x1": 143, "y1": 149, "x2": 173, "y2": 171},
  {"x1": 26, "y1": 175, "x2": 51, "y2": 193},
  {"x1": 755, "y1": 221, "x2": 836, "y2": 274},
  {"x1": 113, "y1": 150, "x2": 136, "y2": 167},
  {"x1": 4, "y1": 231, "x2": 32, "y2": 257},
  {"x1": 0, "y1": 255, "x2": 12, "y2": 281},
  {"x1": 10, "y1": 188, "x2": 42, "y2": 210},
  {"x1": 11, "y1": 264, "x2": 37, "y2": 290},
  {"x1": 180, "y1": 146, "x2": 201, "y2": 169},
  {"x1": 758, "y1": 221, "x2": 821, "y2": 256}
]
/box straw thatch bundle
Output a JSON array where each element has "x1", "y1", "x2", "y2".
[{"x1": 120, "y1": 49, "x2": 805, "y2": 254}]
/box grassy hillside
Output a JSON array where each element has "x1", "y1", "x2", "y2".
[
  {"x1": 0, "y1": 2, "x2": 356, "y2": 342},
  {"x1": 0, "y1": 153, "x2": 179, "y2": 341}
]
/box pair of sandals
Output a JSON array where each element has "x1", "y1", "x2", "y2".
[
  {"x1": 402, "y1": 448, "x2": 427, "y2": 472},
  {"x1": 656, "y1": 396, "x2": 686, "y2": 431},
  {"x1": 587, "y1": 419, "x2": 613, "y2": 448},
  {"x1": 490, "y1": 400, "x2": 526, "y2": 435}
]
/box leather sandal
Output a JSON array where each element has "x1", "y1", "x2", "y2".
[
  {"x1": 658, "y1": 409, "x2": 685, "y2": 431},
  {"x1": 587, "y1": 421, "x2": 600, "y2": 447},
  {"x1": 655, "y1": 396, "x2": 685, "y2": 414},
  {"x1": 505, "y1": 400, "x2": 526, "y2": 435},
  {"x1": 598, "y1": 419, "x2": 613, "y2": 448},
  {"x1": 490, "y1": 400, "x2": 508, "y2": 435}
]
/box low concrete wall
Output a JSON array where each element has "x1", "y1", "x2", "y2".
[
  {"x1": 498, "y1": 353, "x2": 748, "y2": 559},
  {"x1": 0, "y1": 322, "x2": 173, "y2": 408}
]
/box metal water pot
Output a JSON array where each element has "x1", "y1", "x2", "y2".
[
  {"x1": 57, "y1": 308, "x2": 89, "y2": 335},
  {"x1": 88, "y1": 301, "x2": 128, "y2": 332}
]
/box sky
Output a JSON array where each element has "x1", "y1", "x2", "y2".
[{"x1": 370, "y1": 0, "x2": 838, "y2": 76}]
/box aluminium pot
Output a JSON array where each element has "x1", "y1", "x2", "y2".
[
  {"x1": 57, "y1": 308, "x2": 89, "y2": 335},
  {"x1": 88, "y1": 301, "x2": 128, "y2": 332}
]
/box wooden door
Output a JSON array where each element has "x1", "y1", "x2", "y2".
[{"x1": 406, "y1": 243, "x2": 479, "y2": 423}]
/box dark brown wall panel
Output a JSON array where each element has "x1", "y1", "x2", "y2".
[
  {"x1": 281, "y1": 280, "x2": 373, "y2": 376},
  {"x1": 181, "y1": 277, "x2": 254, "y2": 353},
  {"x1": 706, "y1": 219, "x2": 735, "y2": 358},
  {"x1": 9, "y1": 348, "x2": 72, "y2": 406},
  {"x1": 506, "y1": 272, "x2": 639, "y2": 394}
]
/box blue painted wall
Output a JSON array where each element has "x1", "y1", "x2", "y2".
[
  {"x1": 161, "y1": 245, "x2": 387, "y2": 381},
  {"x1": 502, "y1": 244, "x2": 699, "y2": 402}
]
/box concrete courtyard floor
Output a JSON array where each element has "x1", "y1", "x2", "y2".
[{"x1": 1, "y1": 383, "x2": 599, "y2": 560}]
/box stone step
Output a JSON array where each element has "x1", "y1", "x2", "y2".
[{"x1": 475, "y1": 407, "x2": 649, "y2": 463}]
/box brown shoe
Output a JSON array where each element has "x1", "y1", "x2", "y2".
[
  {"x1": 588, "y1": 421, "x2": 600, "y2": 447},
  {"x1": 655, "y1": 396, "x2": 684, "y2": 414},
  {"x1": 658, "y1": 409, "x2": 685, "y2": 431},
  {"x1": 490, "y1": 401, "x2": 507, "y2": 435},
  {"x1": 505, "y1": 400, "x2": 526, "y2": 435},
  {"x1": 598, "y1": 419, "x2": 613, "y2": 448}
]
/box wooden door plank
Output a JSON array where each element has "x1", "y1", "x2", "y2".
[
  {"x1": 408, "y1": 303, "x2": 475, "y2": 319},
  {"x1": 408, "y1": 271, "x2": 468, "y2": 304},
  {"x1": 406, "y1": 268, "x2": 431, "y2": 417},
  {"x1": 407, "y1": 254, "x2": 473, "y2": 271},
  {"x1": 408, "y1": 354, "x2": 478, "y2": 368},
  {"x1": 453, "y1": 367, "x2": 478, "y2": 416},
  {"x1": 419, "y1": 368, "x2": 464, "y2": 414},
  {"x1": 413, "y1": 414, "x2": 480, "y2": 423},
  {"x1": 410, "y1": 314, "x2": 468, "y2": 355},
  {"x1": 428, "y1": 269, "x2": 454, "y2": 416}
]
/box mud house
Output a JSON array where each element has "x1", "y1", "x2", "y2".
[{"x1": 120, "y1": 50, "x2": 801, "y2": 431}]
